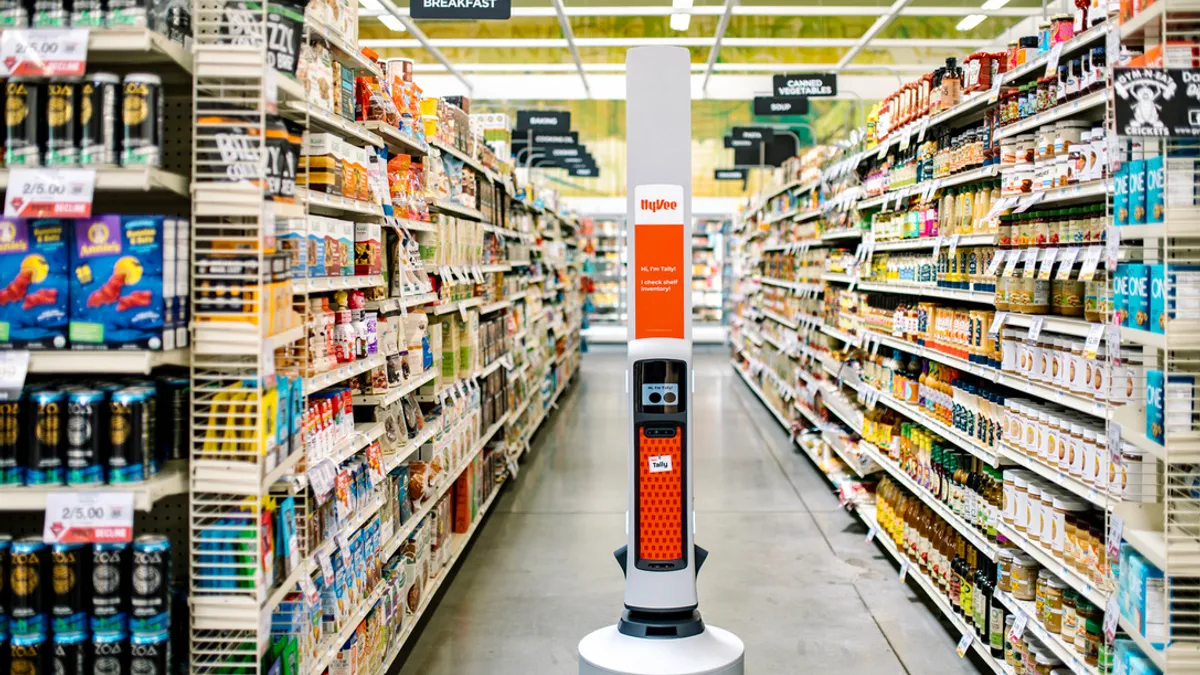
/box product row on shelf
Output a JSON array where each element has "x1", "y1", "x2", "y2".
[
  {"x1": 0, "y1": 12, "x2": 586, "y2": 675},
  {"x1": 728, "y1": 1, "x2": 1197, "y2": 672}
]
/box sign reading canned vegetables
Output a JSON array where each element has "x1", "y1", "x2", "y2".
[
  {"x1": 409, "y1": 0, "x2": 510, "y2": 20},
  {"x1": 0, "y1": 29, "x2": 88, "y2": 77},
  {"x1": 1114, "y1": 68, "x2": 1200, "y2": 137},
  {"x1": 43, "y1": 491, "x2": 134, "y2": 543},
  {"x1": 4, "y1": 168, "x2": 95, "y2": 218},
  {"x1": 772, "y1": 73, "x2": 837, "y2": 98}
]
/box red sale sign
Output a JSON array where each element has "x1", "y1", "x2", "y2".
[
  {"x1": 0, "y1": 29, "x2": 88, "y2": 77},
  {"x1": 4, "y1": 168, "x2": 95, "y2": 218},
  {"x1": 43, "y1": 492, "x2": 134, "y2": 544}
]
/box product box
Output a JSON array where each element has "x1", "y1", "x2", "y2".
[
  {"x1": 1125, "y1": 550, "x2": 1166, "y2": 649},
  {"x1": 308, "y1": 216, "x2": 326, "y2": 279},
  {"x1": 0, "y1": 218, "x2": 70, "y2": 349},
  {"x1": 1114, "y1": 163, "x2": 1131, "y2": 227},
  {"x1": 355, "y1": 222, "x2": 381, "y2": 275},
  {"x1": 1149, "y1": 263, "x2": 1166, "y2": 334},
  {"x1": 70, "y1": 215, "x2": 175, "y2": 350},
  {"x1": 1125, "y1": 263, "x2": 1150, "y2": 330},
  {"x1": 1146, "y1": 369, "x2": 1196, "y2": 445},
  {"x1": 1128, "y1": 158, "x2": 1148, "y2": 226},
  {"x1": 338, "y1": 220, "x2": 353, "y2": 277},
  {"x1": 279, "y1": 218, "x2": 308, "y2": 279},
  {"x1": 1146, "y1": 153, "x2": 1165, "y2": 225}
]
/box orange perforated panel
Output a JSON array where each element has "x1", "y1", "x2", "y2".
[{"x1": 637, "y1": 427, "x2": 683, "y2": 561}]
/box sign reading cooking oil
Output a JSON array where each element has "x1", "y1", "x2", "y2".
[{"x1": 409, "y1": 0, "x2": 511, "y2": 19}]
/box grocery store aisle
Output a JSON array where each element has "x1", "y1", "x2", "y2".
[{"x1": 394, "y1": 348, "x2": 983, "y2": 674}]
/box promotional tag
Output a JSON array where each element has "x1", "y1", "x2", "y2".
[
  {"x1": 865, "y1": 525, "x2": 877, "y2": 542},
  {"x1": 1056, "y1": 247, "x2": 1081, "y2": 280},
  {"x1": 899, "y1": 559, "x2": 909, "y2": 582},
  {"x1": 956, "y1": 633, "x2": 973, "y2": 659},
  {"x1": 877, "y1": 142, "x2": 888, "y2": 160},
  {"x1": 1083, "y1": 323, "x2": 1105, "y2": 359},
  {"x1": 899, "y1": 124, "x2": 912, "y2": 151},
  {"x1": 985, "y1": 250, "x2": 1006, "y2": 276},
  {"x1": 0, "y1": 350, "x2": 30, "y2": 402},
  {"x1": 1013, "y1": 191, "x2": 1046, "y2": 214},
  {"x1": 1038, "y1": 248, "x2": 1058, "y2": 280},
  {"x1": 365, "y1": 441, "x2": 384, "y2": 486},
  {"x1": 918, "y1": 116, "x2": 930, "y2": 143},
  {"x1": 316, "y1": 549, "x2": 334, "y2": 584},
  {"x1": 948, "y1": 233, "x2": 961, "y2": 258},
  {"x1": 1104, "y1": 593, "x2": 1120, "y2": 643},
  {"x1": 1107, "y1": 514, "x2": 1124, "y2": 562},
  {"x1": 1109, "y1": 422, "x2": 1123, "y2": 465},
  {"x1": 4, "y1": 168, "x2": 95, "y2": 217},
  {"x1": 988, "y1": 78, "x2": 1002, "y2": 103},
  {"x1": 1027, "y1": 316, "x2": 1045, "y2": 341},
  {"x1": 1045, "y1": 43, "x2": 1064, "y2": 77},
  {"x1": 988, "y1": 311, "x2": 1009, "y2": 338},
  {"x1": 507, "y1": 456, "x2": 520, "y2": 479},
  {"x1": 1106, "y1": 227, "x2": 1120, "y2": 272},
  {"x1": 1078, "y1": 246, "x2": 1103, "y2": 281},
  {"x1": 43, "y1": 491, "x2": 134, "y2": 544},
  {"x1": 932, "y1": 235, "x2": 944, "y2": 259},
  {"x1": 0, "y1": 28, "x2": 89, "y2": 77},
  {"x1": 1008, "y1": 612, "x2": 1028, "y2": 643},
  {"x1": 1003, "y1": 253, "x2": 1021, "y2": 278},
  {"x1": 307, "y1": 458, "x2": 338, "y2": 505},
  {"x1": 1022, "y1": 247, "x2": 1040, "y2": 278},
  {"x1": 299, "y1": 574, "x2": 319, "y2": 603}
]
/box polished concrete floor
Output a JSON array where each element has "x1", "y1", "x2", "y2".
[{"x1": 394, "y1": 348, "x2": 985, "y2": 674}]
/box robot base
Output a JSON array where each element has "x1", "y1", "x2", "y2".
[{"x1": 578, "y1": 625, "x2": 745, "y2": 675}]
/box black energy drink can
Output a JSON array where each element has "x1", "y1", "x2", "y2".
[
  {"x1": 109, "y1": 387, "x2": 154, "y2": 483},
  {"x1": 0, "y1": 398, "x2": 20, "y2": 485},
  {"x1": 5, "y1": 78, "x2": 42, "y2": 167},
  {"x1": 80, "y1": 73, "x2": 120, "y2": 167},
  {"x1": 91, "y1": 542, "x2": 128, "y2": 635},
  {"x1": 130, "y1": 535, "x2": 169, "y2": 634},
  {"x1": 31, "y1": 0, "x2": 67, "y2": 26},
  {"x1": 92, "y1": 631, "x2": 127, "y2": 675},
  {"x1": 120, "y1": 74, "x2": 161, "y2": 168},
  {"x1": 52, "y1": 631, "x2": 88, "y2": 675},
  {"x1": 0, "y1": 534, "x2": 10, "y2": 633},
  {"x1": 25, "y1": 389, "x2": 65, "y2": 486},
  {"x1": 45, "y1": 77, "x2": 79, "y2": 166},
  {"x1": 0, "y1": 0, "x2": 29, "y2": 28},
  {"x1": 66, "y1": 388, "x2": 106, "y2": 485},
  {"x1": 50, "y1": 543, "x2": 88, "y2": 634},
  {"x1": 70, "y1": 0, "x2": 105, "y2": 26},
  {"x1": 9, "y1": 537, "x2": 47, "y2": 636},
  {"x1": 130, "y1": 631, "x2": 168, "y2": 675},
  {"x1": 10, "y1": 632, "x2": 47, "y2": 675}
]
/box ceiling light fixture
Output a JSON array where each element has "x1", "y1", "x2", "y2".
[
  {"x1": 669, "y1": 12, "x2": 690, "y2": 30},
  {"x1": 980, "y1": 0, "x2": 1010, "y2": 9},
  {"x1": 672, "y1": 0, "x2": 694, "y2": 8},
  {"x1": 955, "y1": 13, "x2": 987, "y2": 30},
  {"x1": 378, "y1": 13, "x2": 406, "y2": 31},
  {"x1": 358, "y1": 0, "x2": 383, "y2": 10}
]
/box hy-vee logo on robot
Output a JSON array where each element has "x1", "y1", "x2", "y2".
[
  {"x1": 640, "y1": 199, "x2": 678, "y2": 213},
  {"x1": 1114, "y1": 68, "x2": 1200, "y2": 137}
]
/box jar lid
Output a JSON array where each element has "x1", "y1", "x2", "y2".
[
  {"x1": 997, "y1": 548, "x2": 1015, "y2": 561},
  {"x1": 1012, "y1": 552, "x2": 1038, "y2": 566},
  {"x1": 1037, "y1": 568, "x2": 1054, "y2": 580},
  {"x1": 1037, "y1": 653, "x2": 1065, "y2": 666},
  {"x1": 1053, "y1": 495, "x2": 1090, "y2": 511},
  {"x1": 1046, "y1": 576, "x2": 1069, "y2": 590}
]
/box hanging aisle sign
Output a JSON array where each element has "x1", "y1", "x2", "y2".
[
  {"x1": 772, "y1": 73, "x2": 837, "y2": 98},
  {"x1": 714, "y1": 169, "x2": 747, "y2": 181},
  {"x1": 723, "y1": 136, "x2": 758, "y2": 149},
  {"x1": 515, "y1": 110, "x2": 570, "y2": 133},
  {"x1": 409, "y1": 0, "x2": 511, "y2": 19},
  {"x1": 731, "y1": 127, "x2": 775, "y2": 143},
  {"x1": 753, "y1": 96, "x2": 809, "y2": 116}
]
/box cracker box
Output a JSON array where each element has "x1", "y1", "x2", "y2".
[
  {"x1": 70, "y1": 215, "x2": 175, "y2": 350},
  {"x1": 308, "y1": 216, "x2": 326, "y2": 279},
  {"x1": 0, "y1": 218, "x2": 70, "y2": 349},
  {"x1": 355, "y1": 222, "x2": 381, "y2": 275},
  {"x1": 338, "y1": 219, "x2": 353, "y2": 277}
]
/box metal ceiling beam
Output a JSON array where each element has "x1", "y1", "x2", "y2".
[
  {"x1": 834, "y1": 0, "x2": 911, "y2": 70},
  {"x1": 360, "y1": 37, "x2": 982, "y2": 48},
  {"x1": 359, "y1": 4, "x2": 1041, "y2": 17},
  {"x1": 410, "y1": 62, "x2": 938, "y2": 73},
  {"x1": 552, "y1": 0, "x2": 591, "y2": 98},
  {"x1": 374, "y1": 0, "x2": 472, "y2": 93},
  {"x1": 702, "y1": 0, "x2": 739, "y2": 97}
]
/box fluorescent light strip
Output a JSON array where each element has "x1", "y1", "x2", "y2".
[
  {"x1": 672, "y1": 0, "x2": 694, "y2": 7},
  {"x1": 980, "y1": 0, "x2": 1010, "y2": 9},
  {"x1": 378, "y1": 13, "x2": 405, "y2": 31},
  {"x1": 669, "y1": 12, "x2": 690, "y2": 30},
  {"x1": 956, "y1": 13, "x2": 987, "y2": 30}
]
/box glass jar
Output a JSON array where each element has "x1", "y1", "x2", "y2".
[
  {"x1": 1043, "y1": 576, "x2": 1066, "y2": 633},
  {"x1": 1061, "y1": 589, "x2": 1080, "y2": 643},
  {"x1": 1081, "y1": 617, "x2": 1101, "y2": 667},
  {"x1": 998, "y1": 548, "x2": 1016, "y2": 592},
  {"x1": 1035, "y1": 567, "x2": 1052, "y2": 618},
  {"x1": 1011, "y1": 554, "x2": 1040, "y2": 601},
  {"x1": 1035, "y1": 653, "x2": 1064, "y2": 675}
]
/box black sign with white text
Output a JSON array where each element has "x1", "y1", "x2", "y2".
[
  {"x1": 723, "y1": 136, "x2": 758, "y2": 149},
  {"x1": 569, "y1": 166, "x2": 599, "y2": 177},
  {"x1": 409, "y1": 0, "x2": 510, "y2": 19},
  {"x1": 732, "y1": 126, "x2": 775, "y2": 143},
  {"x1": 1114, "y1": 68, "x2": 1200, "y2": 137},
  {"x1": 714, "y1": 169, "x2": 748, "y2": 181},
  {"x1": 772, "y1": 73, "x2": 837, "y2": 98},
  {"x1": 515, "y1": 110, "x2": 571, "y2": 133},
  {"x1": 754, "y1": 96, "x2": 809, "y2": 116}
]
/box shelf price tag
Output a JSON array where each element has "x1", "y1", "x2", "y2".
[
  {"x1": 1083, "y1": 323, "x2": 1105, "y2": 359},
  {"x1": 43, "y1": 491, "x2": 134, "y2": 544},
  {"x1": 316, "y1": 549, "x2": 334, "y2": 584},
  {"x1": 4, "y1": 168, "x2": 95, "y2": 218},
  {"x1": 1045, "y1": 43, "x2": 1065, "y2": 77},
  {"x1": 985, "y1": 250, "x2": 1006, "y2": 277},
  {"x1": 988, "y1": 311, "x2": 1009, "y2": 338},
  {"x1": 1107, "y1": 513, "x2": 1124, "y2": 562},
  {"x1": 1003, "y1": 252, "x2": 1021, "y2": 278},
  {"x1": 1104, "y1": 593, "x2": 1120, "y2": 644},
  {"x1": 1037, "y1": 248, "x2": 1058, "y2": 280},
  {"x1": 1008, "y1": 612, "x2": 1028, "y2": 644},
  {"x1": 1056, "y1": 247, "x2": 1081, "y2": 280},
  {"x1": 1027, "y1": 316, "x2": 1046, "y2": 341},
  {"x1": 956, "y1": 632, "x2": 973, "y2": 659},
  {"x1": 0, "y1": 29, "x2": 89, "y2": 77},
  {"x1": 948, "y1": 233, "x2": 961, "y2": 259},
  {"x1": 1022, "y1": 247, "x2": 1040, "y2": 279},
  {"x1": 1106, "y1": 227, "x2": 1120, "y2": 272},
  {"x1": 1078, "y1": 246, "x2": 1103, "y2": 281},
  {"x1": 0, "y1": 350, "x2": 30, "y2": 402},
  {"x1": 1013, "y1": 191, "x2": 1046, "y2": 214},
  {"x1": 898, "y1": 559, "x2": 909, "y2": 582},
  {"x1": 307, "y1": 458, "x2": 338, "y2": 506}
]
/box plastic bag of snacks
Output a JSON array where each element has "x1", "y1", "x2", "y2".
[
  {"x1": 356, "y1": 76, "x2": 400, "y2": 126},
  {"x1": 388, "y1": 154, "x2": 412, "y2": 214},
  {"x1": 408, "y1": 162, "x2": 428, "y2": 221}
]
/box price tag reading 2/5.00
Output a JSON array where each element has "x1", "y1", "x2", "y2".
[
  {"x1": 43, "y1": 491, "x2": 134, "y2": 544},
  {"x1": 4, "y1": 168, "x2": 95, "y2": 218},
  {"x1": 0, "y1": 29, "x2": 90, "y2": 77}
]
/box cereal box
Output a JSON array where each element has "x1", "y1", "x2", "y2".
[
  {"x1": 1114, "y1": 163, "x2": 1131, "y2": 227},
  {"x1": 1146, "y1": 369, "x2": 1165, "y2": 445},
  {"x1": 1146, "y1": 153, "x2": 1165, "y2": 225},
  {"x1": 1124, "y1": 263, "x2": 1150, "y2": 330},
  {"x1": 1128, "y1": 158, "x2": 1147, "y2": 226},
  {"x1": 1149, "y1": 263, "x2": 1166, "y2": 334},
  {"x1": 69, "y1": 215, "x2": 174, "y2": 350},
  {"x1": 0, "y1": 218, "x2": 69, "y2": 349}
]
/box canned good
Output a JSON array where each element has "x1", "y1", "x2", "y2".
[
  {"x1": 0, "y1": 631, "x2": 9, "y2": 675},
  {"x1": 53, "y1": 631, "x2": 88, "y2": 675},
  {"x1": 32, "y1": 0, "x2": 67, "y2": 26},
  {"x1": 10, "y1": 537, "x2": 47, "y2": 635},
  {"x1": 0, "y1": 534, "x2": 11, "y2": 633},
  {"x1": 25, "y1": 389, "x2": 65, "y2": 486},
  {"x1": 157, "y1": 377, "x2": 187, "y2": 462},
  {"x1": 130, "y1": 631, "x2": 168, "y2": 675},
  {"x1": 0, "y1": 0, "x2": 29, "y2": 27},
  {"x1": 130, "y1": 535, "x2": 169, "y2": 634},
  {"x1": 10, "y1": 632, "x2": 48, "y2": 675},
  {"x1": 107, "y1": 0, "x2": 145, "y2": 25},
  {"x1": 91, "y1": 542, "x2": 128, "y2": 635},
  {"x1": 109, "y1": 387, "x2": 155, "y2": 483},
  {"x1": 0, "y1": 399, "x2": 20, "y2": 484},
  {"x1": 5, "y1": 78, "x2": 42, "y2": 167},
  {"x1": 45, "y1": 77, "x2": 79, "y2": 166},
  {"x1": 50, "y1": 543, "x2": 88, "y2": 634},
  {"x1": 120, "y1": 74, "x2": 161, "y2": 167},
  {"x1": 80, "y1": 73, "x2": 121, "y2": 167},
  {"x1": 66, "y1": 389, "x2": 106, "y2": 485},
  {"x1": 71, "y1": 0, "x2": 104, "y2": 25},
  {"x1": 92, "y1": 631, "x2": 127, "y2": 675}
]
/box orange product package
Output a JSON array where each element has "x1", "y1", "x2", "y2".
[{"x1": 388, "y1": 154, "x2": 412, "y2": 212}]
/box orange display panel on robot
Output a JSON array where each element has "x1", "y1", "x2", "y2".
[{"x1": 637, "y1": 426, "x2": 684, "y2": 562}]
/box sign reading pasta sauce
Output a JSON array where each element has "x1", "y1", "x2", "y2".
[{"x1": 633, "y1": 185, "x2": 685, "y2": 340}]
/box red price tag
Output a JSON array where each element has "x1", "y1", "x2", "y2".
[
  {"x1": 4, "y1": 168, "x2": 95, "y2": 217},
  {"x1": 0, "y1": 29, "x2": 89, "y2": 77},
  {"x1": 43, "y1": 491, "x2": 134, "y2": 544}
]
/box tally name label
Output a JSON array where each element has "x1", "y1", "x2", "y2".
[{"x1": 648, "y1": 455, "x2": 673, "y2": 473}]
